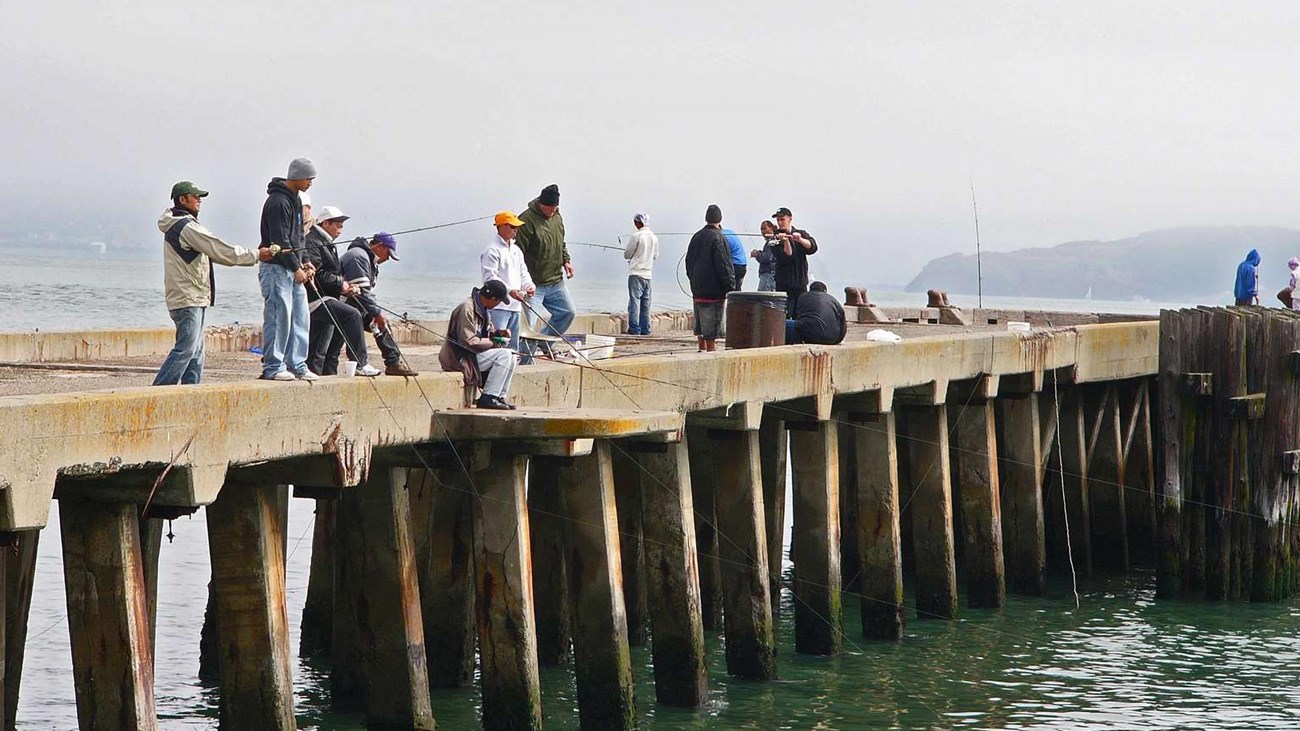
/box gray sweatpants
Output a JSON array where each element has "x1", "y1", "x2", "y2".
[{"x1": 478, "y1": 348, "x2": 516, "y2": 399}]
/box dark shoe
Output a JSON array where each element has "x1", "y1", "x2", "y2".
[
  {"x1": 385, "y1": 364, "x2": 418, "y2": 377},
  {"x1": 475, "y1": 394, "x2": 514, "y2": 410}
]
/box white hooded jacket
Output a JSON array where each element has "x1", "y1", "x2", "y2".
[{"x1": 158, "y1": 207, "x2": 259, "y2": 310}]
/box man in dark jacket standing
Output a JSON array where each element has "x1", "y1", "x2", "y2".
[
  {"x1": 771, "y1": 206, "x2": 819, "y2": 317},
  {"x1": 340, "y1": 232, "x2": 417, "y2": 376},
  {"x1": 516, "y1": 183, "x2": 575, "y2": 337},
  {"x1": 685, "y1": 204, "x2": 736, "y2": 352},
  {"x1": 259, "y1": 157, "x2": 319, "y2": 381},
  {"x1": 303, "y1": 206, "x2": 378, "y2": 376},
  {"x1": 785, "y1": 281, "x2": 847, "y2": 345}
]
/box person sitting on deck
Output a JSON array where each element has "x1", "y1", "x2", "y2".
[
  {"x1": 785, "y1": 281, "x2": 847, "y2": 345},
  {"x1": 440, "y1": 280, "x2": 518, "y2": 410}
]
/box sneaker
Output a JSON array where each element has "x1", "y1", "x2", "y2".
[
  {"x1": 385, "y1": 364, "x2": 419, "y2": 377},
  {"x1": 296, "y1": 370, "x2": 320, "y2": 382},
  {"x1": 268, "y1": 371, "x2": 296, "y2": 382},
  {"x1": 475, "y1": 394, "x2": 516, "y2": 410},
  {"x1": 357, "y1": 364, "x2": 382, "y2": 377}
]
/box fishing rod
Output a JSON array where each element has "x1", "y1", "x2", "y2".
[{"x1": 569, "y1": 241, "x2": 624, "y2": 252}]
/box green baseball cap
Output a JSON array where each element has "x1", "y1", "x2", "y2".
[{"x1": 170, "y1": 181, "x2": 209, "y2": 199}]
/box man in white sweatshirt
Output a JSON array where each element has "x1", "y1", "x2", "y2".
[
  {"x1": 623, "y1": 212, "x2": 659, "y2": 335},
  {"x1": 480, "y1": 210, "x2": 536, "y2": 355}
]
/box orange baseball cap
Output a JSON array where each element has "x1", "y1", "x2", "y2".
[{"x1": 494, "y1": 211, "x2": 525, "y2": 227}]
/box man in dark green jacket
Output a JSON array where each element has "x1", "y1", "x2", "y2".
[{"x1": 516, "y1": 183, "x2": 575, "y2": 337}]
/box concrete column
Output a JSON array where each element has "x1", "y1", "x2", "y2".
[
  {"x1": 758, "y1": 412, "x2": 789, "y2": 607},
  {"x1": 207, "y1": 483, "x2": 295, "y2": 730},
  {"x1": 950, "y1": 401, "x2": 1006, "y2": 608},
  {"x1": 331, "y1": 467, "x2": 435, "y2": 729},
  {"x1": 197, "y1": 582, "x2": 219, "y2": 684},
  {"x1": 611, "y1": 447, "x2": 649, "y2": 646},
  {"x1": 472, "y1": 454, "x2": 543, "y2": 731},
  {"x1": 1090, "y1": 387, "x2": 1130, "y2": 573},
  {"x1": 997, "y1": 395, "x2": 1046, "y2": 595},
  {"x1": 707, "y1": 429, "x2": 778, "y2": 679},
  {"x1": 560, "y1": 442, "x2": 637, "y2": 730},
  {"x1": 789, "y1": 421, "x2": 843, "y2": 655},
  {"x1": 409, "y1": 468, "x2": 476, "y2": 688},
  {"x1": 898, "y1": 405, "x2": 958, "y2": 620},
  {"x1": 528, "y1": 457, "x2": 571, "y2": 665},
  {"x1": 838, "y1": 423, "x2": 860, "y2": 595},
  {"x1": 299, "y1": 499, "x2": 336, "y2": 659},
  {"x1": 851, "y1": 413, "x2": 905, "y2": 639},
  {"x1": 685, "y1": 425, "x2": 723, "y2": 630},
  {"x1": 60, "y1": 498, "x2": 157, "y2": 731},
  {"x1": 5, "y1": 529, "x2": 39, "y2": 729},
  {"x1": 632, "y1": 442, "x2": 708, "y2": 708},
  {"x1": 139, "y1": 517, "x2": 163, "y2": 657}
]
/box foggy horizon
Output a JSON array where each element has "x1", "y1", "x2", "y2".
[{"x1": 5, "y1": 1, "x2": 1300, "y2": 287}]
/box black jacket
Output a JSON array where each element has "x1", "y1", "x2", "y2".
[
  {"x1": 773, "y1": 227, "x2": 818, "y2": 291},
  {"x1": 793, "y1": 290, "x2": 847, "y2": 345},
  {"x1": 259, "y1": 178, "x2": 304, "y2": 270},
  {"x1": 340, "y1": 238, "x2": 382, "y2": 318},
  {"x1": 303, "y1": 226, "x2": 345, "y2": 303},
  {"x1": 685, "y1": 225, "x2": 736, "y2": 300}
]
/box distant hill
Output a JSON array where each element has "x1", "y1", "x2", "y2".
[{"x1": 905, "y1": 226, "x2": 1300, "y2": 302}]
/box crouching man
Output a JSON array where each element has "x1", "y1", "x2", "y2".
[
  {"x1": 440, "y1": 280, "x2": 518, "y2": 410},
  {"x1": 785, "y1": 281, "x2": 847, "y2": 345}
]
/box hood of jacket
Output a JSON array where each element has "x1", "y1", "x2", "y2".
[
  {"x1": 158, "y1": 206, "x2": 195, "y2": 233},
  {"x1": 1246, "y1": 249, "x2": 1261, "y2": 266},
  {"x1": 266, "y1": 177, "x2": 299, "y2": 201}
]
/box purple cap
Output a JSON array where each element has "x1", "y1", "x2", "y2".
[{"x1": 372, "y1": 231, "x2": 398, "y2": 260}]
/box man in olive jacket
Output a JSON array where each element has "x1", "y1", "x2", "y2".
[
  {"x1": 153, "y1": 181, "x2": 271, "y2": 385},
  {"x1": 516, "y1": 183, "x2": 575, "y2": 337}
]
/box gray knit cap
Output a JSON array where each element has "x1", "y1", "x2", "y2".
[{"x1": 287, "y1": 157, "x2": 318, "y2": 180}]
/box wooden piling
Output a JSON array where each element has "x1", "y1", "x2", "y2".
[
  {"x1": 1122, "y1": 381, "x2": 1157, "y2": 566},
  {"x1": 207, "y1": 483, "x2": 295, "y2": 730},
  {"x1": 838, "y1": 422, "x2": 860, "y2": 594},
  {"x1": 60, "y1": 498, "x2": 157, "y2": 730},
  {"x1": 139, "y1": 517, "x2": 163, "y2": 657},
  {"x1": 759, "y1": 411, "x2": 789, "y2": 607},
  {"x1": 1089, "y1": 384, "x2": 1131, "y2": 574},
  {"x1": 898, "y1": 405, "x2": 958, "y2": 620},
  {"x1": 851, "y1": 412, "x2": 905, "y2": 639},
  {"x1": 408, "y1": 468, "x2": 476, "y2": 689},
  {"x1": 949, "y1": 400, "x2": 1006, "y2": 608},
  {"x1": 631, "y1": 441, "x2": 709, "y2": 708},
  {"x1": 527, "y1": 457, "x2": 572, "y2": 665},
  {"x1": 331, "y1": 467, "x2": 435, "y2": 729},
  {"x1": 685, "y1": 425, "x2": 724, "y2": 631},
  {"x1": 1052, "y1": 388, "x2": 1093, "y2": 577},
  {"x1": 1253, "y1": 310, "x2": 1300, "y2": 601},
  {"x1": 996, "y1": 394, "x2": 1046, "y2": 595},
  {"x1": 611, "y1": 447, "x2": 650, "y2": 647},
  {"x1": 707, "y1": 428, "x2": 778, "y2": 679},
  {"x1": 4, "y1": 530, "x2": 37, "y2": 730},
  {"x1": 299, "y1": 499, "x2": 336, "y2": 659},
  {"x1": 560, "y1": 442, "x2": 637, "y2": 730},
  {"x1": 1156, "y1": 309, "x2": 1186, "y2": 598},
  {"x1": 472, "y1": 454, "x2": 543, "y2": 731},
  {"x1": 789, "y1": 420, "x2": 843, "y2": 654}
]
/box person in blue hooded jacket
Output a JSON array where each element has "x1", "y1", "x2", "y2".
[{"x1": 1234, "y1": 249, "x2": 1260, "y2": 305}]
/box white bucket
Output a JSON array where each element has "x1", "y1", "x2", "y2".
[{"x1": 339, "y1": 361, "x2": 358, "y2": 377}]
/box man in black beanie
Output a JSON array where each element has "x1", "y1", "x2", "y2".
[
  {"x1": 684, "y1": 204, "x2": 735, "y2": 352},
  {"x1": 517, "y1": 183, "x2": 575, "y2": 343}
]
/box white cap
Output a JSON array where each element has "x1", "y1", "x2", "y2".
[
  {"x1": 634, "y1": 212, "x2": 648, "y2": 224},
  {"x1": 299, "y1": 191, "x2": 312, "y2": 208},
  {"x1": 317, "y1": 205, "x2": 349, "y2": 223}
]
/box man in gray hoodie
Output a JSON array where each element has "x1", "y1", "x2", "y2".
[{"x1": 153, "y1": 181, "x2": 271, "y2": 385}]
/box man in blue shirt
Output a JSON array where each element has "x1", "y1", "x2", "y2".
[{"x1": 721, "y1": 228, "x2": 747, "y2": 290}]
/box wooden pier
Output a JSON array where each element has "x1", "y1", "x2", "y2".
[{"x1": 0, "y1": 311, "x2": 1172, "y2": 729}]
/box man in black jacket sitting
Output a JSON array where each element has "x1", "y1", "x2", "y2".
[
  {"x1": 785, "y1": 281, "x2": 847, "y2": 345},
  {"x1": 303, "y1": 206, "x2": 378, "y2": 376}
]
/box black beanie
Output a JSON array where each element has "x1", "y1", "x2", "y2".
[
  {"x1": 705, "y1": 204, "x2": 722, "y2": 224},
  {"x1": 539, "y1": 184, "x2": 561, "y2": 206}
]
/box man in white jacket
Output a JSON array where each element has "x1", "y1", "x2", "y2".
[
  {"x1": 153, "y1": 181, "x2": 271, "y2": 385},
  {"x1": 480, "y1": 210, "x2": 536, "y2": 355},
  {"x1": 623, "y1": 212, "x2": 659, "y2": 334}
]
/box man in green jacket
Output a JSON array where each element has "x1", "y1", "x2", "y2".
[{"x1": 516, "y1": 183, "x2": 575, "y2": 337}]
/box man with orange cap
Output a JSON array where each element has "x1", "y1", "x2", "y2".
[{"x1": 480, "y1": 210, "x2": 536, "y2": 356}]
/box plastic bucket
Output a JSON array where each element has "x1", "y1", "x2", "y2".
[
  {"x1": 725, "y1": 291, "x2": 788, "y2": 349},
  {"x1": 339, "y1": 361, "x2": 357, "y2": 377}
]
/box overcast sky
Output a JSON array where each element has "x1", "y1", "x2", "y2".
[{"x1": 4, "y1": 1, "x2": 1300, "y2": 284}]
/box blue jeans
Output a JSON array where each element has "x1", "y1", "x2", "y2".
[
  {"x1": 489, "y1": 309, "x2": 521, "y2": 355},
  {"x1": 758, "y1": 273, "x2": 776, "y2": 292},
  {"x1": 525, "y1": 280, "x2": 575, "y2": 336},
  {"x1": 627, "y1": 276, "x2": 652, "y2": 334},
  {"x1": 259, "y1": 263, "x2": 310, "y2": 377},
  {"x1": 152, "y1": 306, "x2": 206, "y2": 385},
  {"x1": 785, "y1": 320, "x2": 801, "y2": 344}
]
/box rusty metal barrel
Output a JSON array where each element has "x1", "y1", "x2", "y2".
[{"x1": 725, "y1": 291, "x2": 787, "y2": 349}]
